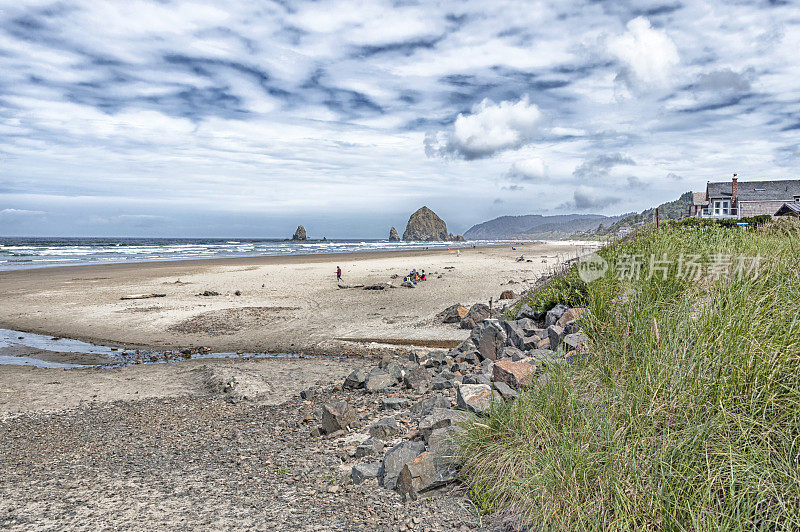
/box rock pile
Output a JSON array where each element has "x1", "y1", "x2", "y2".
[{"x1": 309, "y1": 301, "x2": 590, "y2": 503}]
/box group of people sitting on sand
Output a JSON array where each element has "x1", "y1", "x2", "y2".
[{"x1": 404, "y1": 268, "x2": 427, "y2": 283}]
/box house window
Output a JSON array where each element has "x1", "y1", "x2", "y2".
[{"x1": 713, "y1": 200, "x2": 730, "y2": 215}]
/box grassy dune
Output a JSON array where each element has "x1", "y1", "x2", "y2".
[{"x1": 460, "y1": 220, "x2": 800, "y2": 530}]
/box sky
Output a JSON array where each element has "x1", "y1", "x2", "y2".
[{"x1": 1, "y1": 0, "x2": 799, "y2": 238}]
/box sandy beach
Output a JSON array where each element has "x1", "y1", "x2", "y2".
[
  {"x1": 0, "y1": 241, "x2": 595, "y2": 359},
  {"x1": 0, "y1": 241, "x2": 597, "y2": 530}
]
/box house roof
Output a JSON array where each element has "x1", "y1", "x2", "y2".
[
  {"x1": 707, "y1": 179, "x2": 800, "y2": 201},
  {"x1": 692, "y1": 192, "x2": 708, "y2": 206},
  {"x1": 775, "y1": 202, "x2": 800, "y2": 216}
]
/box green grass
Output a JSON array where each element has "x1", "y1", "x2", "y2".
[{"x1": 459, "y1": 219, "x2": 800, "y2": 530}]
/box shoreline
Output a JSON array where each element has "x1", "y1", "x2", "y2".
[{"x1": 0, "y1": 241, "x2": 598, "y2": 357}]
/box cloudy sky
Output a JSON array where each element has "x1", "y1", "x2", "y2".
[{"x1": 1, "y1": 0, "x2": 799, "y2": 237}]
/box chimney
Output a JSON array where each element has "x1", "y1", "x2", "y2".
[{"x1": 732, "y1": 174, "x2": 738, "y2": 206}]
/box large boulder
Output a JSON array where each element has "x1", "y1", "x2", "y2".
[
  {"x1": 292, "y1": 225, "x2": 307, "y2": 241},
  {"x1": 493, "y1": 360, "x2": 536, "y2": 388},
  {"x1": 321, "y1": 401, "x2": 356, "y2": 434},
  {"x1": 470, "y1": 320, "x2": 507, "y2": 361},
  {"x1": 402, "y1": 206, "x2": 449, "y2": 241},
  {"x1": 456, "y1": 384, "x2": 497, "y2": 414},
  {"x1": 368, "y1": 417, "x2": 400, "y2": 441},
  {"x1": 460, "y1": 303, "x2": 491, "y2": 329},
  {"x1": 438, "y1": 304, "x2": 469, "y2": 324},
  {"x1": 379, "y1": 441, "x2": 426, "y2": 490},
  {"x1": 365, "y1": 369, "x2": 395, "y2": 392},
  {"x1": 389, "y1": 226, "x2": 400, "y2": 242},
  {"x1": 395, "y1": 450, "x2": 458, "y2": 501},
  {"x1": 418, "y1": 408, "x2": 470, "y2": 442},
  {"x1": 545, "y1": 304, "x2": 570, "y2": 327}
]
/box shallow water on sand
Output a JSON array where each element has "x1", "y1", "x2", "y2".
[{"x1": 0, "y1": 328, "x2": 302, "y2": 369}]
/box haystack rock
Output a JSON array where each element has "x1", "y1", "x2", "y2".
[
  {"x1": 292, "y1": 226, "x2": 307, "y2": 241},
  {"x1": 402, "y1": 207, "x2": 449, "y2": 241},
  {"x1": 389, "y1": 227, "x2": 400, "y2": 242}
]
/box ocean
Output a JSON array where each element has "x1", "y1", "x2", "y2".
[{"x1": 0, "y1": 236, "x2": 511, "y2": 271}]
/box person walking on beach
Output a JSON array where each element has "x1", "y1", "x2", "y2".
[{"x1": 336, "y1": 266, "x2": 342, "y2": 282}]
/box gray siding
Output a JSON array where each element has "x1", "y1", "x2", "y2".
[{"x1": 738, "y1": 200, "x2": 786, "y2": 218}]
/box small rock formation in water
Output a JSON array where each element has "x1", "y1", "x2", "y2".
[
  {"x1": 389, "y1": 227, "x2": 400, "y2": 242},
  {"x1": 292, "y1": 226, "x2": 307, "y2": 241},
  {"x1": 402, "y1": 207, "x2": 465, "y2": 241}
]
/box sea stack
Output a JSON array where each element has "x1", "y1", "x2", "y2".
[
  {"x1": 388, "y1": 227, "x2": 400, "y2": 242},
  {"x1": 292, "y1": 226, "x2": 307, "y2": 241},
  {"x1": 402, "y1": 206, "x2": 449, "y2": 241}
]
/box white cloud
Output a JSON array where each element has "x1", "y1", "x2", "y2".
[
  {"x1": 0, "y1": 208, "x2": 46, "y2": 216},
  {"x1": 427, "y1": 96, "x2": 544, "y2": 159},
  {"x1": 608, "y1": 17, "x2": 679, "y2": 88},
  {"x1": 508, "y1": 158, "x2": 547, "y2": 181}
]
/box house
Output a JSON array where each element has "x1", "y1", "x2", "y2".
[
  {"x1": 691, "y1": 176, "x2": 800, "y2": 219},
  {"x1": 775, "y1": 202, "x2": 800, "y2": 218}
]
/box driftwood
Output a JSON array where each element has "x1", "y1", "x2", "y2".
[
  {"x1": 337, "y1": 284, "x2": 365, "y2": 289},
  {"x1": 120, "y1": 293, "x2": 166, "y2": 300}
]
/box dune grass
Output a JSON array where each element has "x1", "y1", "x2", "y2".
[{"x1": 459, "y1": 220, "x2": 800, "y2": 530}]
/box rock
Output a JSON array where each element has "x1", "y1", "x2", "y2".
[
  {"x1": 352, "y1": 462, "x2": 381, "y2": 485},
  {"x1": 471, "y1": 320, "x2": 507, "y2": 361},
  {"x1": 545, "y1": 304, "x2": 570, "y2": 328},
  {"x1": 493, "y1": 360, "x2": 536, "y2": 388},
  {"x1": 400, "y1": 281, "x2": 415, "y2": 288},
  {"x1": 365, "y1": 370, "x2": 395, "y2": 393},
  {"x1": 396, "y1": 450, "x2": 458, "y2": 501},
  {"x1": 462, "y1": 374, "x2": 492, "y2": 386},
  {"x1": 418, "y1": 408, "x2": 470, "y2": 442},
  {"x1": 536, "y1": 337, "x2": 551, "y2": 349},
  {"x1": 438, "y1": 304, "x2": 469, "y2": 324},
  {"x1": 299, "y1": 388, "x2": 316, "y2": 400},
  {"x1": 431, "y1": 376, "x2": 455, "y2": 390},
  {"x1": 402, "y1": 206, "x2": 449, "y2": 241},
  {"x1": 355, "y1": 437, "x2": 385, "y2": 458},
  {"x1": 547, "y1": 325, "x2": 565, "y2": 352},
  {"x1": 321, "y1": 402, "x2": 356, "y2": 434},
  {"x1": 517, "y1": 303, "x2": 544, "y2": 321},
  {"x1": 502, "y1": 347, "x2": 525, "y2": 361},
  {"x1": 381, "y1": 360, "x2": 404, "y2": 381},
  {"x1": 456, "y1": 384, "x2": 496, "y2": 414},
  {"x1": 493, "y1": 381, "x2": 519, "y2": 401},
  {"x1": 389, "y1": 226, "x2": 400, "y2": 242},
  {"x1": 501, "y1": 319, "x2": 533, "y2": 349},
  {"x1": 562, "y1": 332, "x2": 589, "y2": 352},
  {"x1": 454, "y1": 350, "x2": 479, "y2": 365},
  {"x1": 460, "y1": 303, "x2": 491, "y2": 329},
  {"x1": 201, "y1": 290, "x2": 220, "y2": 296},
  {"x1": 234, "y1": 290, "x2": 241, "y2": 296},
  {"x1": 379, "y1": 441, "x2": 426, "y2": 490},
  {"x1": 404, "y1": 366, "x2": 432, "y2": 392},
  {"x1": 499, "y1": 290, "x2": 515, "y2": 300},
  {"x1": 292, "y1": 225, "x2": 307, "y2": 241},
  {"x1": 410, "y1": 395, "x2": 451, "y2": 416},
  {"x1": 449, "y1": 234, "x2": 466, "y2": 242},
  {"x1": 381, "y1": 397, "x2": 411, "y2": 410},
  {"x1": 519, "y1": 335, "x2": 542, "y2": 351},
  {"x1": 369, "y1": 417, "x2": 400, "y2": 440},
  {"x1": 343, "y1": 368, "x2": 367, "y2": 389},
  {"x1": 556, "y1": 307, "x2": 586, "y2": 328}
]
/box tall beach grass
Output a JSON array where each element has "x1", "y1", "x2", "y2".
[{"x1": 459, "y1": 220, "x2": 800, "y2": 530}]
